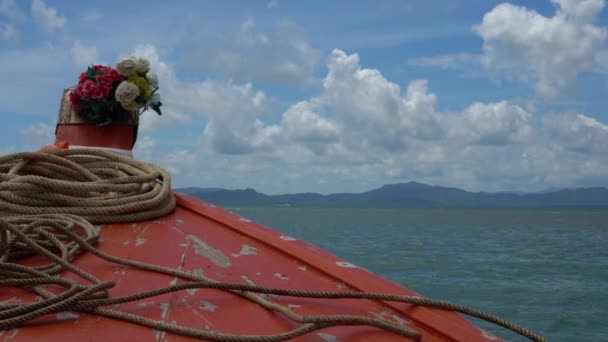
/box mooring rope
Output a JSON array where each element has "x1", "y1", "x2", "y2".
[{"x1": 0, "y1": 149, "x2": 549, "y2": 341}]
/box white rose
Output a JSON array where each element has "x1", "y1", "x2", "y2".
[
  {"x1": 115, "y1": 81, "x2": 140, "y2": 105},
  {"x1": 136, "y1": 58, "x2": 150, "y2": 74},
  {"x1": 147, "y1": 92, "x2": 161, "y2": 105},
  {"x1": 116, "y1": 57, "x2": 137, "y2": 76},
  {"x1": 147, "y1": 72, "x2": 159, "y2": 88}
]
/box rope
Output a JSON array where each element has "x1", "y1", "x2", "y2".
[{"x1": 0, "y1": 149, "x2": 549, "y2": 342}]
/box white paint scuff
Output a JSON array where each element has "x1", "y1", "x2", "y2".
[
  {"x1": 232, "y1": 245, "x2": 258, "y2": 258},
  {"x1": 187, "y1": 235, "x2": 232, "y2": 268}
]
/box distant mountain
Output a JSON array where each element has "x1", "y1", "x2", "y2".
[{"x1": 177, "y1": 182, "x2": 608, "y2": 207}]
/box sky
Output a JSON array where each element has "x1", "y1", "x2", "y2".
[{"x1": 1, "y1": 0, "x2": 608, "y2": 194}]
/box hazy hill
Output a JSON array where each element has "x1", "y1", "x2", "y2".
[{"x1": 177, "y1": 182, "x2": 608, "y2": 207}]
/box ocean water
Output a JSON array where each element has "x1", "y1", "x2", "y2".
[{"x1": 232, "y1": 207, "x2": 608, "y2": 342}]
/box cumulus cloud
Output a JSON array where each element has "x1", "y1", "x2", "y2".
[
  {"x1": 473, "y1": 1, "x2": 607, "y2": 97},
  {"x1": 451, "y1": 101, "x2": 534, "y2": 146},
  {"x1": 543, "y1": 112, "x2": 608, "y2": 153},
  {"x1": 31, "y1": 0, "x2": 66, "y2": 32},
  {"x1": 128, "y1": 46, "x2": 606, "y2": 193}
]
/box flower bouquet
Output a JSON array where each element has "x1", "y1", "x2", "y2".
[{"x1": 69, "y1": 57, "x2": 162, "y2": 126}]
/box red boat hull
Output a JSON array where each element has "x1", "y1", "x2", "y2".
[{"x1": 0, "y1": 193, "x2": 501, "y2": 341}]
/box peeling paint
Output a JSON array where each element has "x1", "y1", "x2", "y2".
[
  {"x1": 240, "y1": 275, "x2": 257, "y2": 286},
  {"x1": 56, "y1": 311, "x2": 80, "y2": 320},
  {"x1": 192, "y1": 268, "x2": 204, "y2": 278},
  {"x1": 186, "y1": 288, "x2": 199, "y2": 296},
  {"x1": 317, "y1": 332, "x2": 340, "y2": 342},
  {"x1": 175, "y1": 219, "x2": 184, "y2": 225},
  {"x1": 187, "y1": 235, "x2": 232, "y2": 268},
  {"x1": 122, "y1": 240, "x2": 130, "y2": 245},
  {"x1": 135, "y1": 237, "x2": 146, "y2": 247},
  {"x1": 169, "y1": 277, "x2": 178, "y2": 286},
  {"x1": 199, "y1": 300, "x2": 218, "y2": 312},
  {"x1": 231, "y1": 245, "x2": 258, "y2": 258},
  {"x1": 336, "y1": 261, "x2": 357, "y2": 268},
  {"x1": 287, "y1": 304, "x2": 301, "y2": 309},
  {"x1": 239, "y1": 217, "x2": 252, "y2": 223},
  {"x1": 0, "y1": 297, "x2": 19, "y2": 305},
  {"x1": 370, "y1": 311, "x2": 410, "y2": 326},
  {"x1": 137, "y1": 301, "x2": 154, "y2": 307},
  {"x1": 279, "y1": 235, "x2": 296, "y2": 241},
  {"x1": 298, "y1": 265, "x2": 308, "y2": 271},
  {"x1": 274, "y1": 273, "x2": 289, "y2": 280},
  {"x1": 154, "y1": 303, "x2": 171, "y2": 342},
  {"x1": 481, "y1": 329, "x2": 500, "y2": 340}
]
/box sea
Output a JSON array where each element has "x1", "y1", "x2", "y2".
[{"x1": 229, "y1": 207, "x2": 607, "y2": 342}]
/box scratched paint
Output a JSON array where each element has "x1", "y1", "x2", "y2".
[
  {"x1": 274, "y1": 273, "x2": 289, "y2": 280},
  {"x1": 153, "y1": 303, "x2": 171, "y2": 342},
  {"x1": 231, "y1": 245, "x2": 258, "y2": 258},
  {"x1": 240, "y1": 275, "x2": 256, "y2": 286},
  {"x1": 317, "y1": 332, "x2": 340, "y2": 342},
  {"x1": 198, "y1": 300, "x2": 218, "y2": 312},
  {"x1": 239, "y1": 217, "x2": 252, "y2": 223},
  {"x1": 370, "y1": 311, "x2": 410, "y2": 326},
  {"x1": 336, "y1": 261, "x2": 357, "y2": 268},
  {"x1": 187, "y1": 235, "x2": 232, "y2": 268},
  {"x1": 279, "y1": 235, "x2": 296, "y2": 241},
  {"x1": 135, "y1": 237, "x2": 146, "y2": 247},
  {"x1": 481, "y1": 329, "x2": 500, "y2": 340},
  {"x1": 56, "y1": 311, "x2": 80, "y2": 320}
]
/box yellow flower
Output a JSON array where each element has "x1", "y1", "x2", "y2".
[
  {"x1": 128, "y1": 75, "x2": 152, "y2": 98},
  {"x1": 121, "y1": 101, "x2": 138, "y2": 111}
]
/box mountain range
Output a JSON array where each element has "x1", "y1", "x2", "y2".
[{"x1": 177, "y1": 182, "x2": 608, "y2": 207}]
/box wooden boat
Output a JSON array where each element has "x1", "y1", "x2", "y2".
[{"x1": 0, "y1": 91, "x2": 539, "y2": 342}]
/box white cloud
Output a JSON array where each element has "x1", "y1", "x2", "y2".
[
  {"x1": 452, "y1": 101, "x2": 534, "y2": 146},
  {"x1": 183, "y1": 19, "x2": 322, "y2": 88},
  {"x1": 20, "y1": 122, "x2": 54, "y2": 148},
  {"x1": 552, "y1": 0, "x2": 605, "y2": 22},
  {"x1": 543, "y1": 112, "x2": 608, "y2": 153},
  {"x1": 0, "y1": 0, "x2": 25, "y2": 22},
  {"x1": 0, "y1": 21, "x2": 16, "y2": 40},
  {"x1": 408, "y1": 53, "x2": 481, "y2": 70},
  {"x1": 80, "y1": 9, "x2": 103, "y2": 24},
  {"x1": 473, "y1": 1, "x2": 608, "y2": 97},
  {"x1": 70, "y1": 41, "x2": 99, "y2": 68},
  {"x1": 31, "y1": 0, "x2": 66, "y2": 32}
]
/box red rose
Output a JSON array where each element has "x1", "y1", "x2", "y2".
[
  {"x1": 100, "y1": 85, "x2": 110, "y2": 98},
  {"x1": 108, "y1": 68, "x2": 123, "y2": 81},
  {"x1": 91, "y1": 86, "x2": 105, "y2": 100},
  {"x1": 93, "y1": 65, "x2": 110, "y2": 72},
  {"x1": 77, "y1": 80, "x2": 96, "y2": 98},
  {"x1": 79, "y1": 72, "x2": 88, "y2": 83},
  {"x1": 97, "y1": 74, "x2": 114, "y2": 87},
  {"x1": 69, "y1": 91, "x2": 81, "y2": 107}
]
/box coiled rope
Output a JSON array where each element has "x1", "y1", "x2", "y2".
[{"x1": 0, "y1": 149, "x2": 549, "y2": 341}]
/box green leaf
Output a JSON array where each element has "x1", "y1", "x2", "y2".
[
  {"x1": 151, "y1": 102, "x2": 162, "y2": 115},
  {"x1": 87, "y1": 66, "x2": 96, "y2": 79}
]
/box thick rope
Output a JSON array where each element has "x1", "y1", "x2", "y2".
[{"x1": 0, "y1": 150, "x2": 549, "y2": 341}]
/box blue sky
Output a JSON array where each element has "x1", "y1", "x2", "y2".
[{"x1": 1, "y1": 0, "x2": 608, "y2": 194}]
